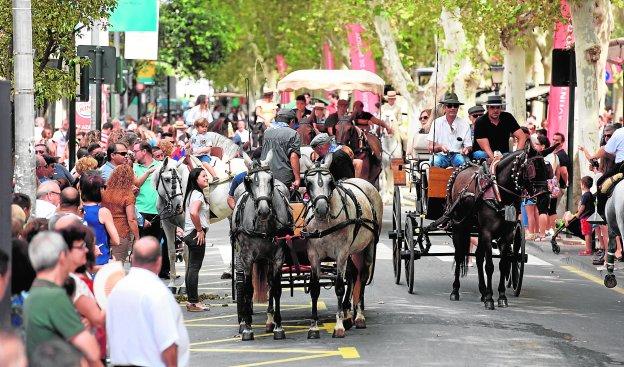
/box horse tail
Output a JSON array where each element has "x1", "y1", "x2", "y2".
[
  {"x1": 252, "y1": 263, "x2": 269, "y2": 303},
  {"x1": 452, "y1": 229, "x2": 470, "y2": 278}
]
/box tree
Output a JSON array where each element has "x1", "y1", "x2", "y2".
[
  {"x1": 158, "y1": 0, "x2": 238, "y2": 78},
  {"x1": 0, "y1": 0, "x2": 117, "y2": 108}
]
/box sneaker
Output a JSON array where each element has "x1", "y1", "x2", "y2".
[
  {"x1": 186, "y1": 303, "x2": 210, "y2": 312},
  {"x1": 592, "y1": 254, "x2": 605, "y2": 265}
]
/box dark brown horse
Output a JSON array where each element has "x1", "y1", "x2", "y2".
[
  {"x1": 439, "y1": 145, "x2": 555, "y2": 310},
  {"x1": 334, "y1": 121, "x2": 382, "y2": 187}
]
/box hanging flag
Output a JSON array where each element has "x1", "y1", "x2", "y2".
[
  {"x1": 346, "y1": 24, "x2": 379, "y2": 114},
  {"x1": 275, "y1": 55, "x2": 290, "y2": 104},
  {"x1": 109, "y1": 0, "x2": 158, "y2": 32},
  {"x1": 547, "y1": 0, "x2": 574, "y2": 143}
]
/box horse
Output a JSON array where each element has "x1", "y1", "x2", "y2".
[
  {"x1": 230, "y1": 151, "x2": 293, "y2": 341},
  {"x1": 334, "y1": 121, "x2": 383, "y2": 187},
  {"x1": 379, "y1": 127, "x2": 403, "y2": 204},
  {"x1": 297, "y1": 123, "x2": 315, "y2": 146},
  {"x1": 438, "y1": 145, "x2": 554, "y2": 309},
  {"x1": 303, "y1": 156, "x2": 383, "y2": 338},
  {"x1": 604, "y1": 183, "x2": 623, "y2": 288}
]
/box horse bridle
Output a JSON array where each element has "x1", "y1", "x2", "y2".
[
  {"x1": 244, "y1": 164, "x2": 274, "y2": 206},
  {"x1": 504, "y1": 151, "x2": 548, "y2": 199},
  {"x1": 304, "y1": 166, "x2": 336, "y2": 209},
  {"x1": 155, "y1": 164, "x2": 183, "y2": 219}
]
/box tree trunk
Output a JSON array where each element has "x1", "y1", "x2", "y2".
[
  {"x1": 12, "y1": 0, "x2": 37, "y2": 204},
  {"x1": 570, "y1": 0, "x2": 614, "y2": 195},
  {"x1": 504, "y1": 44, "x2": 527, "y2": 125}
]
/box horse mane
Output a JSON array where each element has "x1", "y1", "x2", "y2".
[{"x1": 205, "y1": 132, "x2": 239, "y2": 162}]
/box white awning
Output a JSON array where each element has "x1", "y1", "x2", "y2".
[{"x1": 277, "y1": 69, "x2": 385, "y2": 95}]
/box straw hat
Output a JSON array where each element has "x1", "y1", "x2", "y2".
[
  {"x1": 93, "y1": 261, "x2": 126, "y2": 309},
  {"x1": 313, "y1": 102, "x2": 326, "y2": 109},
  {"x1": 385, "y1": 90, "x2": 398, "y2": 99},
  {"x1": 172, "y1": 121, "x2": 187, "y2": 129}
]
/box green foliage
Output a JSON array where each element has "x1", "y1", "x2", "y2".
[
  {"x1": 159, "y1": 0, "x2": 239, "y2": 78},
  {"x1": 0, "y1": 0, "x2": 117, "y2": 106}
]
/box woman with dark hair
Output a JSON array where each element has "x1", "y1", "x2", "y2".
[
  {"x1": 79, "y1": 171, "x2": 119, "y2": 266},
  {"x1": 102, "y1": 165, "x2": 140, "y2": 263},
  {"x1": 59, "y1": 224, "x2": 107, "y2": 362},
  {"x1": 182, "y1": 167, "x2": 211, "y2": 312}
]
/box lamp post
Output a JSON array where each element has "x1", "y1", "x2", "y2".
[{"x1": 490, "y1": 64, "x2": 504, "y2": 95}]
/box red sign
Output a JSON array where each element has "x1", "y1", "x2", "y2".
[{"x1": 346, "y1": 24, "x2": 379, "y2": 114}]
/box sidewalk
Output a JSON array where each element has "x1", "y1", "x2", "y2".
[{"x1": 527, "y1": 234, "x2": 623, "y2": 281}]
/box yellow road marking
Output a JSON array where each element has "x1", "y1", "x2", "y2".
[
  {"x1": 190, "y1": 346, "x2": 360, "y2": 367},
  {"x1": 561, "y1": 265, "x2": 624, "y2": 296},
  {"x1": 190, "y1": 328, "x2": 310, "y2": 346},
  {"x1": 186, "y1": 324, "x2": 309, "y2": 329},
  {"x1": 184, "y1": 301, "x2": 326, "y2": 324}
]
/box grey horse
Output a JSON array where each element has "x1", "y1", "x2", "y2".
[
  {"x1": 303, "y1": 155, "x2": 383, "y2": 338},
  {"x1": 230, "y1": 151, "x2": 293, "y2": 341},
  {"x1": 604, "y1": 183, "x2": 622, "y2": 288}
]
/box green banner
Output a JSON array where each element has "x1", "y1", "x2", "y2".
[{"x1": 108, "y1": 0, "x2": 158, "y2": 32}]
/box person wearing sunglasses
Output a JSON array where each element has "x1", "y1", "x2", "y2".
[
  {"x1": 100, "y1": 143, "x2": 129, "y2": 182},
  {"x1": 426, "y1": 92, "x2": 472, "y2": 168},
  {"x1": 472, "y1": 95, "x2": 526, "y2": 160}
]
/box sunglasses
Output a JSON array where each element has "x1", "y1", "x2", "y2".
[
  {"x1": 419, "y1": 116, "x2": 429, "y2": 121},
  {"x1": 604, "y1": 134, "x2": 612, "y2": 138},
  {"x1": 115, "y1": 151, "x2": 128, "y2": 156},
  {"x1": 35, "y1": 150, "x2": 46, "y2": 154},
  {"x1": 471, "y1": 114, "x2": 483, "y2": 119},
  {"x1": 446, "y1": 104, "x2": 460, "y2": 109}
]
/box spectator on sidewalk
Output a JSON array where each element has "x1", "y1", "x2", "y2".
[
  {"x1": 34, "y1": 181, "x2": 61, "y2": 219},
  {"x1": 48, "y1": 187, "x2": 83, "y2": 230},
  {"x1": 99, "y1": 143, "x2": 129, "y2": 182},
  {"x1": 106, "y1": 236, "x2": 189, "y2": 367},
  {"x1": 24, "y1": 231, "x2": 102, "y2": 365},
  {"x1": 578, "y1": 176, "x2": 595, "y2": 256}
]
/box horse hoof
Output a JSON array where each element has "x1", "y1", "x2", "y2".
[
  {"x1": 332, "y1": 328, "x2": 346, "y2": 338},
  {"x1": 343, "y1": 318, "x2": 353, "y2": 330},
  {"x1": 480, "y1": 295, "x2": 485, "y2": 303},
  {"x1": 273, "y1": 329, "x2": 286, "y2": 340},
  {"x1": 354, "y1": 318, "x2": 367, "y2": 329},
  {"x1": 484, "y1": 300, "x2": 495, "y2": 310},
  {"x1": 241, "y1": 330, "x2": 254, "y2": 341},
  {"x1": 497, "y1": 298, "x2": 508, "y2": 308},
  {"x1": 265, "y1": 323, "x2": 275, "y2": 333},
  {"x1": 604, "y1": 274, "x2": 617, "y2": 289},
  {"x1": 450, "y1": 292, "x2": 460, "y2": 301},
  {"x1": 307, "y1": 330, "x2": 320, "y2": 339}
]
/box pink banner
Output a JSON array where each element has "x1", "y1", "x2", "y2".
[
  {"x1": 346, "y1": 24, "x2": 379, "y2": 114},
  {"x1": 275, "y1": 55, "x2": 290, "y2": 104},
  {"x1": 547, "y1": 0, "x2": 574, "y2": 143}
]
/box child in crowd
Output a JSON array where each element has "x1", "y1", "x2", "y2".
[
  {"x1": 191, "y1": 118, "x2": 219, "y2": 182},
  {"x1": 578, "y1": 176, "x2": 595, "y2": 256}
]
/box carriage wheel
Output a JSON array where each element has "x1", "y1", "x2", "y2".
[
  {"x1": 508, "y1": 221, "x2": 526, "y2": 297},
  {"x1": 392, "y1": 186, "x2": 403, "y2": 285},
  {"x1": 417, "y1": 169, "x2": 428, "y2": 215},
  {"x1": 404, "y1": 218, "x2": 416, "y2": 294}
]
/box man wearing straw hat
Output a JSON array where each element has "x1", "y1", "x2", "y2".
[
  {"x1": 427, "y1": 92, "x2": 472, "y2": 168},
  {"x1": 380, "y1": 90, "x2": 401, "y2": 127},
  {"x1": 472, "y1": 95, "x2": 526, "y2": 160}
]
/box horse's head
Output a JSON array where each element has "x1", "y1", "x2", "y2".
[
  {"x1": 502, "y1": 142, "x2": 559, "y2": 200},
  {"x1": 154, "y1": 157, "x2": 187, "y2": 218},
  {"x1": 334, "y1": 121, "x2": 357, "y2": 148},
  {"x1": 244, "y1": 150, "x2": 274, "y2": 220},
  {"x1": 304, "y1": 154, "x2": 335, "y2": 220}
]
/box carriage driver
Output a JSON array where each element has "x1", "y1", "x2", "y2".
[
  {"x1": 310, "y1": 133, "x2": 355, "y2": 181},
  {"x1": 472, "y1": 95, "x2": 526, "y2": 160},
  {"x1": 351, "y1": 101, "x2": 394, "y2": 135},
  {"x1": 427, "y1": 92, "x2": 472, "y2": 168},
  {"x1": 260, "y1": 109, "x2": 301, "y2": 191}
]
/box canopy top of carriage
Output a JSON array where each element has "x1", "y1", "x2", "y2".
[{"x1": 277, "y1": 69, "x2": 385, "y2": 96}]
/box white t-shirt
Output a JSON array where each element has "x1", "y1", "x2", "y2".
[
  {"x1": 107, "y1": 267, "x2": 189, "y2": 367},
  {"x1": 183, "y1": 190, "x2": 210, "y2": 236},
  {"x1": 426, "y1": 116, "x2": 472, "y2": 153},
  {"x1": 604, "y1": 127, "x2": 624, "y2": 164},
  {"x1": 69, "y1": 273, "x2": 94, "y2": 303},
  {"x1": 185, "y1": 105, "x2": 213, "y2": 126},
  {"x1": 234, "y1": 129, "x2": 250, "y2": 143},
  {"x1": 52, "y1": 130, "x2": 68, "y2": 158},
  {"x1": 190, "y1": 132, "x2": 213, "y2": 156}
]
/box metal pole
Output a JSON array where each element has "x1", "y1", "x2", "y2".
[
  {"x1": 68, "y1": 98, "x2": 76, "y2": 171},
  {"x1": 0, "y1": 80, "x2": 13, "y2": 328},
  {"x1": 90, "y1": 20, "x2": 100, "y2": 130},
  {"x1": 566, "y1": 85, "x2": 575, "y2": 211},
  {"x1": 12, "y1": 0, "x2": 36, "y2": 204},
  {"x1": 95, "y1": 47, "x2": 102, "y2": 130},
  {"x1": 167, "y1": 76, "x2": 171, "y2": 124}
]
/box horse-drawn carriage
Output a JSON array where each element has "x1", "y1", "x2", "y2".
[
  {"x1": 387, "y1": 136, "x2": 555, "y2": 309},
  {"x1": 230, "y1": 70, "x2": 385, "y2": 340}
]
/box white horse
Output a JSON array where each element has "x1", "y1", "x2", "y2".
[{"x1": 379, "y1": 124, "x2": 403, "y2": 204}]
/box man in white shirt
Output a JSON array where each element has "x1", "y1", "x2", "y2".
[
  {"x1": 52, "y1": 118, "x2": 69, "y2": 160},
  {"x1": 233, "y1": 120, "x2": 250, "y2": 147},
  {"x1": 34, "y1": 181, "x2": 61, "y2": 219},
  {"x1": 106, "y1": 236, "x2": 189, "y2": 367},
  {"x1": 427, "y1": 92, "x2": 472, "y2": 168}
]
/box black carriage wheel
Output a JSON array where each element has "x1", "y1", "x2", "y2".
[
  {"x1": 404, "y1": 218, "x2": 416, "y2": 294},
  {"x1": 508, "y1": 222, "x2": 525, "y2": 297},
  {"x1": 392, "y1": 186, "x2": 403, "y2": 284},
  {"x1": 418, "y1": 169, "x2": 428, "y2": 215}
]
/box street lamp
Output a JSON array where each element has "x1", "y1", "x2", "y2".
[{"x1": 490, "y1": 64, "x2": 504, "y2": 95}]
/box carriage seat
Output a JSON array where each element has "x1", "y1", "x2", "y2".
[
  {"x1": 211, "y1": 146, "x2": 224, "y2": 160},
  {"x1": 410, "y1": 133, "x2": 432, "y2": 162}
]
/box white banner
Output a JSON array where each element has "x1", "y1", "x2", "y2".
[{"x1": 124, "y1": 31, "x2": 159, "y2": 60}]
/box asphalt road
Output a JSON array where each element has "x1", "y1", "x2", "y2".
[{"x1": 177, "y1": 203, "x2": 624, "y2": 367}]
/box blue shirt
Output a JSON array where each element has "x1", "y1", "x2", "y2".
[{"x1": 229, "y1": 172, "x2": 247, "y2": 196}]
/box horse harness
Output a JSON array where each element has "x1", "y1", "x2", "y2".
[
  {"x1": 301, "y1": 167, "x2": 380, "y2": 246},
  {"x1": 156, "y1": 164, "x2": 184, "y2": 220}
]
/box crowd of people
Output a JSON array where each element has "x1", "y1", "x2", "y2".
[{"x1": 2, "y1": 88, "x2": 624, "y2": 366}]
